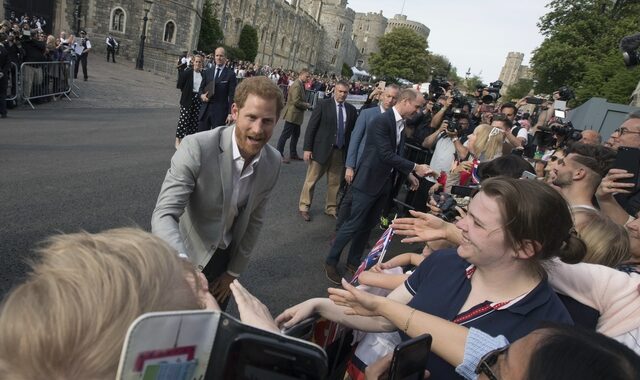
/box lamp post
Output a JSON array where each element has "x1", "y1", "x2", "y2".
[{"x1": 136, "y1": 0, "x2": 153, "y2": 70}]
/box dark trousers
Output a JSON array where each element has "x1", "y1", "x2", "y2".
[
  {"x1": 202, "y1": 247, "x2": 231, "y2": 310},
  {"x1": 74, "y1": 53, "x2": 88, "y2": 80},
  {"x1": 336, "y1": 185, "x2": 353, "y2": 231},
  {"x1": 276, "y1": 121, "x2": 301, "y2": 157},
  {"x1": 326, "y1": 180, "x2": 392, "y2": 268},
  {"x1": 107, "y1": 47, "x2": 116, "y2": 62},
  {"x1": 198, "y1": 104, "x2": 228, "y2": 132},
  {"x1": 0, "y1": 74, "x2": 7, "y2": 116}
]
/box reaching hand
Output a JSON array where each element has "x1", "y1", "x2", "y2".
[
  {"x1": 391, "y1": 210, "x2": 449, "y2": 244},
  {"x1": 275, "y1": 299, "x2": 317, "y2": 329},
  {"x1": 230, "y1": 280, "x2": 279, "y2": 333},
  {"x1": 200, "y1": 92, "x2": 209, "y2": 102},
  {"x1": 328, "y1": 279, "x2": 383, "y2": 317},
  {"x1": 225, "y1": 114, "x2": 234, "y2": 125},
  {"x1": 596, "y1": 169, "x2": 635, "y2": 198}
]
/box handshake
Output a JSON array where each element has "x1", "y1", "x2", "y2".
[{"x1": 413, "y1": 164, "x2": 436, "y2": 178}]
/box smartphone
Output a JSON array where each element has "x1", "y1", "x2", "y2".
[
  {"x1": 525, "y1": 96, "x2": 544, "y2": 105},
  {"x1": 377, "y1": 80, "x2": 386, "y2": 90},
  {"x1": 388, "y1": 334, "x2": 432, "y2": 380},
  {"x1": 521, "y1": 170, "x2": 537, "y2": 180},
  {"x1": 222, "y1": 334, "x2": 327, "y2": 380},
  {"x1": 613, "y1": 147, "x2": 640, "y2": 191}
]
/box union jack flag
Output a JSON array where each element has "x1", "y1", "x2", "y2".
[{"x1": 350, "y1": 226, "x2": 394, "y2": 285}]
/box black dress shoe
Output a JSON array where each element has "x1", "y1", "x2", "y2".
[
  {"x1": 324, "y1": 264, "x2": 341, "y2": 285},
  {"x1": 300, "y1": 210, "x2": 311, "y2": 222},
  {"x1": 290, "y1": 155, "x2": 303, "y2": 161}
]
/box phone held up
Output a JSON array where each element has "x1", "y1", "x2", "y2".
[{"x1": 388, "y1": 334, "x2": 432, "y2": 380}]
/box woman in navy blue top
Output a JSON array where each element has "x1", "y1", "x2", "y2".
[{"x1": 276, "y1": 177, "x2": 586, "y2": 379}]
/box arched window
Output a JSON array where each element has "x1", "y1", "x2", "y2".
[
  {"x1": 110, "y1": 7, "x2": 126, "y2": 33},
  {"x1": 334, "y1": 39, "x2": 340, "y2": 49},
  {"x1": 163, "y1": 21, "x2": 175, "y2": 43},
  {"x1": 331, "y1": 56, "x2": 336, "y2": 65}
]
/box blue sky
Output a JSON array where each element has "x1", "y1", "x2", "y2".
[{"x1": 346, "y1": 0, "x2": 551, "y2": 82}]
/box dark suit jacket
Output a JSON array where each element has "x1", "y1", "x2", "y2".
[
  {"x1": 303, "y1": 98, "x2": 357, "y2": 166},
  {"x1": 352, "y1": 108, "x2": 415, "y2": 197},
  {"x1": 177, "y1": 68, "x2": 200, "y2": 108},
  {"x1": 198, "y1": 66, "x2": 237, "y2": 122}
]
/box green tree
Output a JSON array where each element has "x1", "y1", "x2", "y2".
[
  {"x1": 238, "y1": 25, "x2": 259, "y2": 62},
  {"x1": 531, "y1": 0, "x2": 640, "y2": 105},
  {"x1": 369, "y1": 27, "x2": 429, "y2": 83},
  {"x1": 197, "y1": 0, "x2": 223, "y2": 53},
  {"x1": 504, "y1": 78, "x2": 534, "y2": 101},
  {"x1": 223, "y1": 45, "x2": 246, "y2": 61},
  {"x1": 342, "y1": 63, "x2": 353, "y2": 78}
]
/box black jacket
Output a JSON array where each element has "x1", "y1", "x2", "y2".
[{"x1": 303, "y1": 98, "x2": 357, "y2": 165}]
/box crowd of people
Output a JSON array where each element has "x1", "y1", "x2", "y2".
[
  {"x1": 1, "y1": 41, "x2": 640, "y2": 380},
  {"x1": 0, "y1": 11, "x2": 94, "y2": 117}
]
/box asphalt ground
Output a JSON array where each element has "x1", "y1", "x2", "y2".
[{"x1": 0, "y1": 59, "x2": 420, "y2": 317}]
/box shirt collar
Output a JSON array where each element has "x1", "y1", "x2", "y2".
[
  {"x1": 231, "y1": 126, "x2": 261, "y2": 168},
  {"x1": 391, "y1": 106, "x2": 403, "y2": 124}
]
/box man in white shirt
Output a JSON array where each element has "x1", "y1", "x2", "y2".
[{"x1": 105, "y1": 33, "x2": 118, "y2": 63}]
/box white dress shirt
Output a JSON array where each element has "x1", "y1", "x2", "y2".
[
  {"x1": 192, "y1": 71, "x2": 202, "y2": 92},
  {"x1": 219, "y1": 128, "x2": 261, "y2": 276}
]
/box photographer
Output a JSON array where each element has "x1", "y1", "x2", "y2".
[{"x1": 422, "y1": 109, "x2": 471, "y2": 182}]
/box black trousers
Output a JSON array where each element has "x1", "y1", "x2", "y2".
[
  {"x1": 107, "y1": 47, "x2": 116, "y2": 62},
  {"x1": 276, "y1": 121, "x2": 301, "y2": 157},
  {"x1": 202, "y1": 247, "x2": 231, "y2": 310},
  {"x1": 74, "y1": 53, "x2": 88, "y2": 79},
  {"x1": 0, "y1": 73, "x2": 7, "y2": 116}
]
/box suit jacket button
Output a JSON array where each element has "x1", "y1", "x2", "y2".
[{"x1": 197, "y1": 265, "x2": 204, "y2": 270}]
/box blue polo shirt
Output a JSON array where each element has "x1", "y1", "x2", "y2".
[{"x1": 403, "y1": 249, "x2": 573, "y2": 379}]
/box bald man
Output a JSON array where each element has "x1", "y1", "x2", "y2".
[{"x1": 579, "y1": 130, "x2": 602, "y2": 145}]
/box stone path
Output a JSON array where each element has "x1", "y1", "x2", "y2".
[{"x1": 23, "y1": 57, "x2": 179, "y2": 110}]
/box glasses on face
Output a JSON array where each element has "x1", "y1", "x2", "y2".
[
  {"x1": 475, "y1": 345, "x2": 509, "y2": 380},
  {"x1": 616, "y1": 127, "x2": 640, "y2": 136}
]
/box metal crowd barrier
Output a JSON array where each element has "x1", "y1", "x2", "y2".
[
  {"x1": 6, "y1": 62, "x2": 19, "y2": 102},
  {"x1": 392, "y1": 143, "x2": 435, "y2": 215},
  {"x1": 20, "y1": 61, "x2": 74, "y2": 109},
  {"x1": 305, "y1": 89, "x2": 319, "y2": 109}
]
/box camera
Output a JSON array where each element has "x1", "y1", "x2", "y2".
[
  {"x1": 482, "y1": 80, "x2": 503, "y2": 103},
  {"x1": 430, "y1": 78, "x2": 451, "y2": 97},
  {"x1": 620, "y1": 32, "x2": 640, "y2": 67},
  {"x1": 556, "y1": 86, "x2": 575, "y2": 101},
  {"x1": 534, "y1": 121, "x2": 582, "y2": 149},
  {"x1": 446, "y1": 107, "x2": 467, "y2": 134},
  {"x1": 550, "y1": 121, "x2": 582, "y2": 141}
]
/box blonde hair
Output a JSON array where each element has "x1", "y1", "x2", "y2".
[
  {"x1": 0, "y1": 228, "x2": 200, "y2": 380},
  {"x1": 470, "y1": 123, "x2": 503, "y2": 161},
  {"x1": 573, "y1": 209, "x2": 630, "y2": 267}
]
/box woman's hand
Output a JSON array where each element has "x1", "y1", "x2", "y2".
[
  {"x1": 230, "y1": 280, "x2": 279, "y2": 333},
  {"x1": 328, "y1": 279, "x2": 384, "y2": 317},
  {"x1": 391, "y1": 210, "x2": 449, "y2": 243},
  {"x1": 275, "y1": 299, "x2": 319, "y2": 329},
  {"x1": 452, "y1": 161, "x2": 473, "y2": 174}
]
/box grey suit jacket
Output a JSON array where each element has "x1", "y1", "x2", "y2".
[{"x1": 151, "y1": 126, "x2": 281, "y2": 275}]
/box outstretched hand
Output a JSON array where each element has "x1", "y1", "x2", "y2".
[
  {"x1": 391, "y1": 210, "x2": 449, "y2": 244},
  {"x1": 230, "y1": 280, "x2": 279, "y2": 333},
  {"x1": 328, "y1": 279, "x2": 383, "y2": 317}
]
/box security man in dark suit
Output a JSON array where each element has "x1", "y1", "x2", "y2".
[
  {"x1": 0, "y1": 37, "x2": 9, "y2": 118},
  {"x1": 198, "y1": 47, "x2": 237, "y2": 132},
  {"x1": 299, "y1": 80, "x2": 357, "y2": 221},
  {"x1": 324, "y1": 88, "x2": 435, "y2": 284}
]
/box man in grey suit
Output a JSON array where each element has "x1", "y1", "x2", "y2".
[{"x1": 152, "y1": 76, "x2": 283, "y2": 307}]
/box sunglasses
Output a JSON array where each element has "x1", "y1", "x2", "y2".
[{"x1": 475, "y1": 345, "x2": 509, "y2": 380}]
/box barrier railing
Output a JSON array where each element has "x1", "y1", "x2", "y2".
[
  {"x1": 20, "y1": 61, "x2": 73, "y2": 109},
  {"x1": 7, "y1": 62, "x2": 19, "y2": 102}
]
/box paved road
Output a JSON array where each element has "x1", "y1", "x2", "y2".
[{"x1": 1, "y1": 60, "x2": 416, "y2": 317}]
